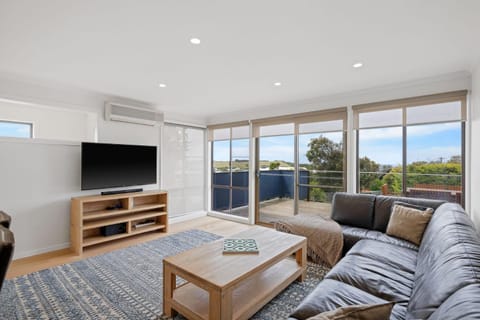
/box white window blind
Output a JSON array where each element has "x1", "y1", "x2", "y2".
[
  {"x1": 298, "y1": 119, "x2": 344, "y2": 134},
  {"x1": 358, "y1": 108, "x2": 402, "y2": 129},
  {"x1": 163, "y1": 124, "x2": 205, "y2": 216},
  {"x1": 231, "y1": 125, "x2": 249, "y2": 139},
  {"x1": 253, "y1": 108, "x2": 347, "y2": 137},
  {"x1": 406, "y1": 101, "x2": 463, "y2": 125},
  {"x1": 258, "y1": 123, "x2": 294, "y2": 137},
  {"x1": 213, "y1": 128, "x2": 230, "y2": 141},
  {"x1": 353, "y1": 91, "x2": 467, "y2": 129}
]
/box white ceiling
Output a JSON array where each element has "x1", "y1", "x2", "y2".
[{"x1": 0, "y1": 0, "x2": 479, "y2": 122}]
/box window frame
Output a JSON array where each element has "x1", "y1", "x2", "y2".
[
  {"x1": 209, "y1": 123, "x2": 250, "y2": 217},
  {"x1": 354, "y1": 91, "x2": 467, "y2": 207},
  {"x1": 252, "y1": 108, "x2": 348, "y2": 225}
]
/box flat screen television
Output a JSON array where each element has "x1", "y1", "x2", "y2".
[{"x1": 81, "y1": 142, "x2": 157, "y2": 190}]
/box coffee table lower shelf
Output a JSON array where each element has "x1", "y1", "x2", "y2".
[{"x1": 171, "y1": 258, "x2": 302, "y2": 320}]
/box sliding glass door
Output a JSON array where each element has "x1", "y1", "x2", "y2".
[
  {"x1": 254, "y1": 114, "x2": 346, "y2": 225},
  {"x1": 210, "y1": 125, "x2": 250, "y2": 218},
  {"x1": 257, "y1": 133, "x2": 295, "y2": 223},
  {"x1": 298, "y1": 128, "x2": 345, "y2": 216}
]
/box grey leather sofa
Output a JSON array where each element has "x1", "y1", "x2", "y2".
[{"x1": 289, "y1": 193, "x2": 480, "y2": 320}]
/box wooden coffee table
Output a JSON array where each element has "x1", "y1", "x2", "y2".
[{"x1": 163, "y1": 227, "x2": 307, "y2": 320}]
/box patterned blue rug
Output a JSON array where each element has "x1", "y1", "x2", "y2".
[{"x1": 0, "y1": 229, "x2": 329, "y2": 320}]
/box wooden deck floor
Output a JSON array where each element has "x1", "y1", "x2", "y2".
[{"x1": 227, "y1": 199, "x2": 332, "y2": 223}]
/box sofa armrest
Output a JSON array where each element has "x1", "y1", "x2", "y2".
[{"x1": 0, "y1": 211, "x2": 11, "y2": 229}]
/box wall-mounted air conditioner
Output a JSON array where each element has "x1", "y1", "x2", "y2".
[{"x1": 105, "y1": 102, "x2": 164, "y2": 126}]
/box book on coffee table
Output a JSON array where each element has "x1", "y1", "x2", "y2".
[{"x1": 223, "y1": 238, "x2": 259, "y2": 254}]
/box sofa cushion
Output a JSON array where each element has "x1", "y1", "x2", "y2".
[
  {"x1": 326, "y1": 241, "x2": 415, "y2": 302},
  {"x1": 373, "y1": 195, "x2": 444, "y2": 232},
  {"x1": 290, "y1": 279, "x2": 388, "y2": 320},
  {"x1": 386, "y1": 203, "x2": 433, "y2": 246},
  {"x1": 408, "y1": 203, "x2": 480, "y2": 319},
  {"x1": 346, "y1": 239, "x2": 418, "y2": 275},
  {"x1": 331, "y1": 193, "x2": 376, "y2": 229},
  {"x1": 426, "y1": 284, "x2": 480, "y2": 320},
  {"x1": 306, "y1": 302, "x2": 394, "y2": 320},
  {"x1": 341, "y1": 226, "x2": 418, "y2": 253}
]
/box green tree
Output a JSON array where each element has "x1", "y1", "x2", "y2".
[
  {"x1": 305, "y1": 136, "x2": 344, "y2": 201},
  {"x1": 382, "y1": 166, "x2": 402, "y2": 195},
  {"x1": 406, "y1": 161, "x2": 461, "y2": 187},
  {"x1": 306, "y1": 137, "x2": 343, "y2": 171},
  {"x1": 269, "y1": 161, "x2": 280, "y2": 170},
  {"x1": 369, "y1": 179, "x2": 384, "y2": 191},
  {"x1": 310, "y1": 188, "x2": 327, "y2": 202},
  {"x1": 358, "y1": 156, "x2": 381, "y2": 191}
]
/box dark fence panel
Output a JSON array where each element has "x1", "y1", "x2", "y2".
[{"x1": 212, "y1": 170, "x2": 313, "y2": 211}]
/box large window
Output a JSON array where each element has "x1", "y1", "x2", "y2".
[
  {"x1": 0, "y1": 120, "x2": 32, "y2": 138},
  {"x1": 355, "y1": 91, "x2": 466, "y2": 205},
  {"x1": 210, "y1": 124, "x2": 250, "y2": 217}
]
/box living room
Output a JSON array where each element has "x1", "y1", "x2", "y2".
[{"x1": 1, "y1": 1, "x2": 480, "y2": 319}]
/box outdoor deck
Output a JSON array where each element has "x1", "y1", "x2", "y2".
[{"x1": 227, "y1": 198, "x2": 332, "y2": 223}]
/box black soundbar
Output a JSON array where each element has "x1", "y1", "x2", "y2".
[{"x1": 101, "y1": 188, "x2": 143, "y2": 196}]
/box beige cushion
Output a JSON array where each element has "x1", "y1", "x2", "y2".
[
  {"x1": 386, "y1": 203, "x2": 434, "y2": 246},
  {"x1": 306, "y1": 302, "x2": 394, "y2": 320}
]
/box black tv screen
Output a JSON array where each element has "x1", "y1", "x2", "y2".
[{"x1": 81, "y1": 142, "x2": 157, "y2": 190}]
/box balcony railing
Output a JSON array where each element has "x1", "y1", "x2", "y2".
[
  {"x1": 359, "y1": 171, "x2": 462, "y2": 204},
  {"x1": 212, "y1": 169, "x2": 344, "y2": 213}
]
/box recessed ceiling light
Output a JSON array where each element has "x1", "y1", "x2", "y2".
[
  {"x1": 353, "y1": 62, "x2": 363, "y2": 68},
  {"x1": 274, "y1": 82, "x2": 282, "y2": 86},
  {"x1": 158, "y1": 83, "x2": 167, "y2": 88},
  {"x1": 190, "y1": 38, "x2": 201, "y2": 45}
]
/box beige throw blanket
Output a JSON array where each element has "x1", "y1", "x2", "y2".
[{"x1": 274, "y1": 215, "x2": 343, "y2": 268}]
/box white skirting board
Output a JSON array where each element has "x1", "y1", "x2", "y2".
[
  {"x1": 207, "y1": 211, "x2": 252, "y2": 225},
  {"x1": 14, "y1": 242, "x2": 71, "y2": 260},
  {"x1": 12, "y1": 211, "x2": 208, "y2": 261},
  {"x1": 169, "y1": 211, "x2": 208, "y2": 224}
]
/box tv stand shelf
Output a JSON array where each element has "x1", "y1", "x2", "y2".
[{"x1": 71, "y1": 190, "x2": 168, "y2": 255}]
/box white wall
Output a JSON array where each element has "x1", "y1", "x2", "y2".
[
  {"x1": 0, "y1": 99, "x2": 97, "y2": 142},
  {"x1": 0, "y1": 74, "x2": 163, "y2": 258},
  {"x1": 0, "y1": 140, "x2": 81, "y2": 257},
  {"x1": 470, "y1": 64, "x2": 480, "y2": 229},
  {"x1": 0, "y1": 139, "x2": 160, "y2": 258}
]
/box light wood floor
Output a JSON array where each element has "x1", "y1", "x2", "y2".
[{"x1": 7, "y1": 216, "x2": 253, "y2": 279}]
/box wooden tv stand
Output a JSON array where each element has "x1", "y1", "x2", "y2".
[{"x1": 71, "y1": 190, "x2": 168, "y2": 255}]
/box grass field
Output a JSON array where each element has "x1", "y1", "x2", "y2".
[{"x1": 213, "y1": 160, "x2": 295, "y2": 171}]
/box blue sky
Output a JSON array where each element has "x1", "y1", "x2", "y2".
[
  {"x1": 359, "y1": 122, "x2": 461, "y2": 165},
  {"x1": 0, "y1": 122, "x2": 31, "y2": 138},
  {"x1": 213, "y1": 132, "x2": 343, "y2": 164},
  {"x1": 214, "y1": 122, "x2": 461, "y2": 166}
]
